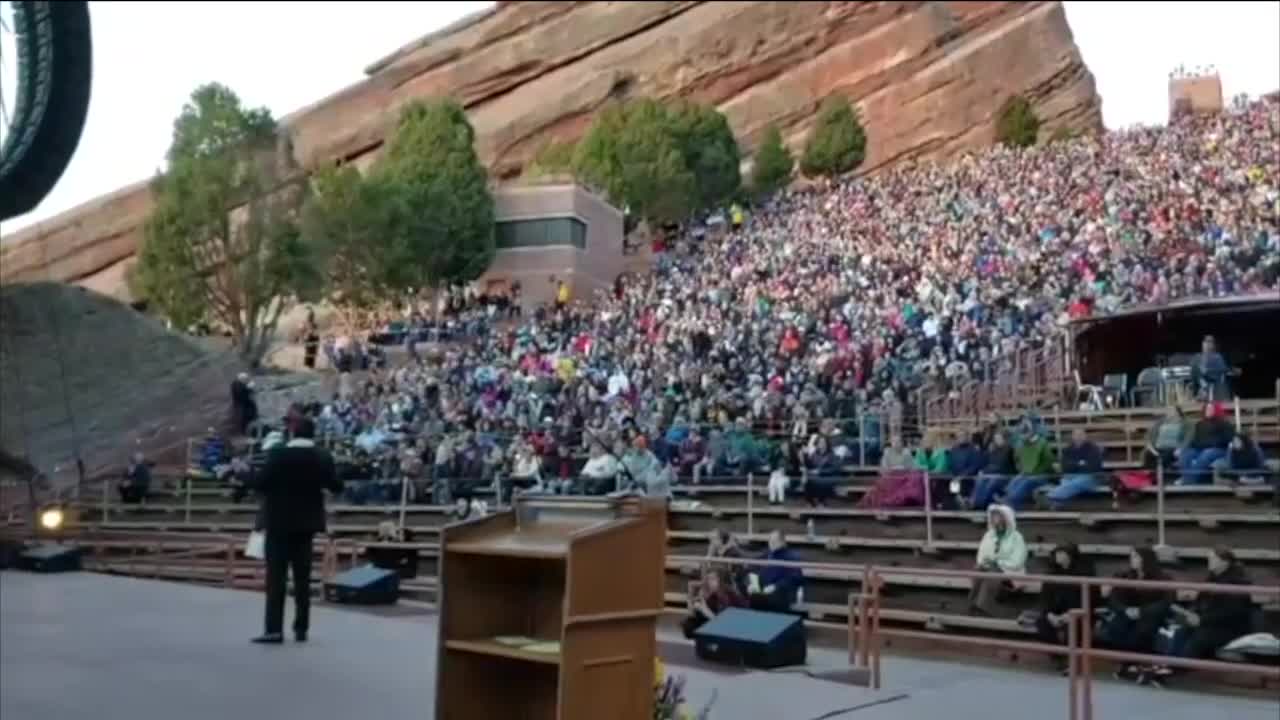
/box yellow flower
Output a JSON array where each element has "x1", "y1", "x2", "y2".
[{"x1": 654, "y1": 658, "x2": 666, "y2": 687}]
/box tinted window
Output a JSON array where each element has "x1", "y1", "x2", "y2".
[{"x1": 496, "y1": 218, "x2": 586, "y2": 250}]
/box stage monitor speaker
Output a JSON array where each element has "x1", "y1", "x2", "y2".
[
  {"x1": 17, "y1": 543, "x2": 83, "y2": 573},
  {"x1": 366, "y1": 546, "x2": 420, "y2": 579},
  {"x1": 0, "y1": 539, "x2": 24, "y2": 569},
  {"x1": 694, "y1": 608, "x2": 806, "y2": 669},
  {"x1": 323, "y1": 564, "x2": 399, "y2": 605}
]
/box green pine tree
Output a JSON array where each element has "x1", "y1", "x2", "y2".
[
  {"x1": 800, "y1": 95, "x2": 866, "y2": 177},
  {"x1": 996, "y1": 95, "x2": 1042, "y2": 148},
  {"x1": 134, "y1": 83, "x2": 314, "y2": 366},
  {"x1": 750, "y1": 124, "x2": 794, "y2": 197}
]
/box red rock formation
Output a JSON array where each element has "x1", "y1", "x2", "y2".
[{"x1": 0, "y1": 1, "x2": 1100, "y2": 299}]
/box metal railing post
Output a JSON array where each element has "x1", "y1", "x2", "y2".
[
  {"x1": 847, "y1": 591, "x2": 860, "y2": 666},
  {"x1": 858, "y1": 410, "x2": 866, "y2": 467},
  {"x1": 397, "y1": 476, "x2": 409, "y2": 533},
  {"x1": 184, "y1": 473, "x2": 192, "y2": 524},
  {"x1": 224, "y1": 540, "x2": 234, "y2": 588},
  {"x1": 746, "y1": 473, "x2": 755, "y2": 537},
  {"x1": 1156, "y1": 463, "x2": 1167, "y2": 548},
  {"x1": 320, "y1": 536, "x2": 332, "y2": 580},
  {"x1": 1067, "y1": 610, "x2": 1080, "y2": 720},
  {"x1": 101, "y1": 476, "x2": 110, "y2": 524},
  {"x1": 858, "y1": 566, "x2": 871, "y2": 669},
  {"x1": 1081, "y1": 584, "x2": 1094, "y2": 720},
  {"x1": 922, "y1": 471, "x2": 934, "y2": 549},
  {"x1": 870, "y1": 567, "x2": 882, "y2": 690}
]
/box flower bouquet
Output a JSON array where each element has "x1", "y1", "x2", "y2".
[{"x1": 654, "y1": 658, "x2": 716, "y2": 720}]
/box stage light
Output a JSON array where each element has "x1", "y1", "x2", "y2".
[{"x1": 39, "y1": 507, "x2": 65, "y2": 531}]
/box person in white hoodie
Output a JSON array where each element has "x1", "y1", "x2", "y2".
[
  {"x1": 969, "y1": 503, "x2": 1027, "y2": 617},
  {"x1": 579, "y1": 444, "x2": 620, "y2": 495}
]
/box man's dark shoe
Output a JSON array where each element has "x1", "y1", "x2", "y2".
[
  {"x1": 251, "y1": 633, "x2": 284, "y2": 645},
  {"x1": 294, "y1": 630, "x2": 308, "y2": 643}
]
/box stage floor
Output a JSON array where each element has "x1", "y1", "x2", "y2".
[{"x1": 2, "y1": 571, "x2": 1276, "y2": 720}]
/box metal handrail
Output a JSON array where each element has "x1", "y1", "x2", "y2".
[
  {"x1": 921, "y1": 336, "x2": 1072, "y2": 425},
  {"x1": 686, "y1": 552, "x2": 1279, "y2": 718}
]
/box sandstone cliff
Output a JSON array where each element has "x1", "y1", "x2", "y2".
[{"x1": 0, "y1": 1, "x2": 1100, "y2": 299}]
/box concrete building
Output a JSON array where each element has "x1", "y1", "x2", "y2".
[
  {"x1": 481, "y1": 182, "x2": 625, "y2": 309},
  {"x1": 1168, "y1": 72, "x2": 1223, "y2": 120}
]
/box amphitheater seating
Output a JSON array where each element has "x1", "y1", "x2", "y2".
[
  {"x1": 75, "y1": 489, "x2": 1280, "y2": 615},
  {"x1": 59, "y1": 399, "x2": 1279, "y2": 683},
  {"x1": 925, "y1": 400, "x2": 1279, "y2": 465}
]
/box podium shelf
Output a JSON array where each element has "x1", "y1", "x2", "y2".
[
  {"x1": 445, "y1": 639, "x2": 562, "y2": 665},
  {"x1": 446, "y1": 523, "x2": 592, "y2": 559}
]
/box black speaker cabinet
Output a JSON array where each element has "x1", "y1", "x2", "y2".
[
  {"x1": 694, "y1": 607, "x2": 806, "y2": 669},
  {"x1": 0, "y1": 539, "x2": 24, "y2": 569},
  {"x1": 366, "y1": 545, "x2": 420, "y2": 579},
  {"x1": 17, "y1": 543, "x2": 83, "y2": 573},
  {"x1": 323, "y1": 564, "x2": 399, "y2": 605}
]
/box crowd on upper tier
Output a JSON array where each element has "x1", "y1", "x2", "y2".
[{"x1": 195, "y1": 95, "x2": 1280, "y2": 511}]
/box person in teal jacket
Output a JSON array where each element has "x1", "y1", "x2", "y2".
[
  {"x1": 913, "y1": 431, "x2": 950, "y2": 508},
  {"x1": 913, "y1": 430, "x2": 950, "y2": 475},
  {"x1": 1002, "y1": 429, "x2": 1057, "y2": 509}
]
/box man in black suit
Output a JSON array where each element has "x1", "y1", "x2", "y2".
[{"x1": 250, "y1": 418, "x2": 341, "y2": 644}]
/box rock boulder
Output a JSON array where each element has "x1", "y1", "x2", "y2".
[{"x1": 0, "y1": 1, "x2": 1100, "y2": 299}]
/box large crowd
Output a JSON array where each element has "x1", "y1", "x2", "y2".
[
  {"x1": 216, "y1": 94, "x2": 1278, "y2": 509},
  {"x1": 169, "y1": 93, "x2": 1280, "y2": 681}
]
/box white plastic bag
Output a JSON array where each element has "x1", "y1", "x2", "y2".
[{"x1": 245, "y1": 531, "x2": 266, "y2": 560}]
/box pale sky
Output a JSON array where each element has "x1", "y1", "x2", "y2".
[{"x1": 4, "y1": 1, "x2": 1278, "y2": 236}]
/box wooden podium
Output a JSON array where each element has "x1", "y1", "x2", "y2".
[{"x1": 435, "y1": 495, "x2": 667, "y2": 720}]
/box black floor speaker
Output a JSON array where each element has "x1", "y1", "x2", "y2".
[
  {"x1": 17, "y1": 543, "x2": 83, "y2": 573},
  {"x1": 366, "y1": 546, "x2": 420, "y2": 579},
  {"x1": 0, "y1": 539, "x2": 24, "y2": 569},
  {"x1": 323, "y1": 564, "x2": 399, "y2": 605},
  {"x1": 694, "y1": 608, "x2": 807, "y2": 669}
]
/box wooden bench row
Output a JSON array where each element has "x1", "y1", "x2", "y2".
[
  {"x1": 75, "y1": 531, "x2": 1279, "y2": 633},
  {"x1": 88, "y1": 477, "x2": 1280, "y2": 509},
  {"x1": 95, "y1": 500, "x2": 1280, "y2": 527},
  {"x1": 74, "y1": 516, "x2": 1280, "y2": 565},
  {"x1": 664, "y1": 529, "x2": 1280, "y2": 562}
]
